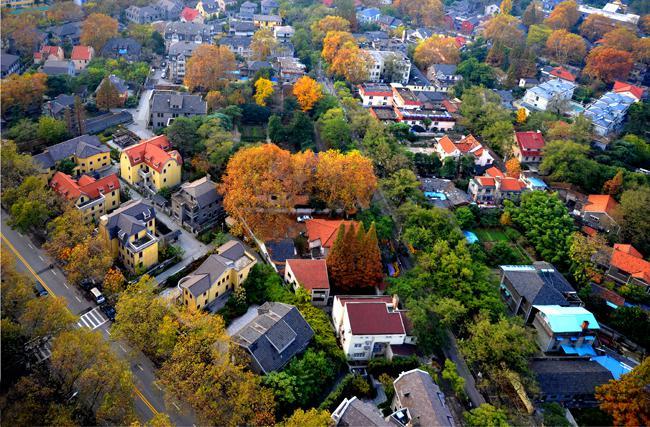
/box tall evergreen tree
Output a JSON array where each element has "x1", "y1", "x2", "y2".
[
  {"x1": 363, "y1": 223, "x2": 384, "y2": 288},
  {"x1": 95, "y1": 78, "x2": 120, "y2": 111},
  {"x1": 326, "y1": 224, "x2": 351, "y2": 290}
]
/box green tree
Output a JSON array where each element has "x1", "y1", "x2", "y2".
[
  {"x1": 406, "y1": 295, "x2": 447, "y2": 354},
  {"x1": 456, "y1": 58, "x2": 497, "y2": 89},
  {"x1": 464, "y1": 404, "x2": 510, "y2": 427},
  {"x1": 36, "y1": 116, "x2": 69, "y2": 145},
  {"x1": 19, "y1": 297, "x2": 77, "y2": 340},
  {"x1": 164, "y1": 116, "x2": 202, "y2": 157},
  {"x1": 618, "y1": 188, "x2": 650, "y2": 255},
  {"x1": 455, "y1": 206, "x2": 477, "y2": 229},
  {"x1": 442, "y1": 359, "x2": 466, "y2": 397},
  {"x1": 380, "y1": 168, "x2": 421, "y2": 204},
  {"x1": 6, "y1": 119, "x2": 39, "y2": 145},
  {"x1": 483, "y1": 120, "x2": 515, "y2": 156},
  {"x1": 0, "y1": 141, "x2": 38, "y2": 189},
  {"x1": 318, "y1": 107, "x2": 351, "y2": 150}
]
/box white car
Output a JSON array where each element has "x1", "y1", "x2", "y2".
[{"x1": 297, "y1": 215, "x2": 313, "y2": 223}]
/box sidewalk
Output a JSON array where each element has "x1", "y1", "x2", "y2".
[{"x1": 443, "y1": 330, "x2": 486, "y2": 408}]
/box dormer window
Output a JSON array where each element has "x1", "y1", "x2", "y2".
[{"x1": 143, "y1": 210, "x2": 151, "y2": 220}]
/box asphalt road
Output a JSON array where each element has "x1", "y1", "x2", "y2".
[{"x1": 1, "y1": 211, "x2": 196, "y2": 426}]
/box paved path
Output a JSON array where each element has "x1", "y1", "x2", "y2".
[
  {"x1": 1, "y1": 211, "x2": 196, "y2": 425},
  {"x1": 443, "y1": 330, "x2": 486, "y2": 408}
]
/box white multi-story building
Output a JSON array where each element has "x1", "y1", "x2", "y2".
[
  {"x1": 332, "y1": 295, "x2": 415, "y2": 363},
  {"x1": 358, "y1": 83, "x2": 394, "y2": 107},
  {"x1": 519, "y1": 79, "x2": 576, "y2": 114},
  {"x1": 578, "y1": 1, "x2": 640, "y2": 26},
  {"x1": 366, "y1": 50, "x2": 411, "y2": 85}
]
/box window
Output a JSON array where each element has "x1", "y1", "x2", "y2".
[
  {"x1": 354, "y1": 343, "x2": 362, "y2": 348},
  {"x1": 353, "y1": 352, "x2": 365, "y2": 358}
]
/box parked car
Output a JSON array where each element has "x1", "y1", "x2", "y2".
[
  {"x1": 79, "y1": 278, "x2": 95, "y2": 291},
  {"x1": 101, "y1": 304, "x2": 116, "y2": 321},
  {"x1": 33, "y1": 282, "x2": 49, "y2": 297},
  {"x1": 297, "y1": 215, "x2": 313, "y2": 223},
  {"x1": 90, "y1": 287, "x2": 106, "y2": 305}
]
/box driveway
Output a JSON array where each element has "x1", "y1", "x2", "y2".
[{"x1": 226, "y1": 305, "x2": 259, "y2": 336}]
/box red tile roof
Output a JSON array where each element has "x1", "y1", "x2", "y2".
[
  {"x1": 181, "y1": 7, "x2": 200, "y2": 21},
  {"x1": 610, "y1": 245, "x2": 650, "y2": 283},
  {"x1": 584, "y1": 195, "x2": 619, "y2": 215},
  {"x1": 305, "y1": 219, "x2": 358, "y2": 249},
  {"x1": 613, "y1": 81, "x2": 644, "y2": 100},
  {"x1": 456, "y1": 134, "x2": 481, "y2": 154},
  {"x1": 476, "y1": 176, "x2": 496, "y2": 187},
  {"x1": 71, "y1": 46, "x2": 93, "y2": 61},
  {"x1": 50, "y1": 172, "x2": 120, "y2": 201},
  {"x1": 550, "y1": 66, "x2": 576, "y2": 82},
  {"x1": 515, "y1": 131, "x2": 545, "y2": 155},
  {"x1": 442, "y1": 99, "x2": 459, "y2": 113},
  {"x1": 454, "y1": 36, "x2": 466, "y2": 48},
  {"x1": 499, "y1": 177, "x2": 526, "y2": 192},
  {"x1": 345, "y1": 302, "x2": 406, "y2": 335},
  {"x1": 123, "y1": 135, "x2": 182, "y2": 173},
  {"x1": 485, "y1": 167, "x2": 504, "y2": 178},
  {"x1": 438, "y1": 136, "x2": 457, "y2": 154},
  {"x1": 286, "y1": 259, "x2": 329, "y2": 290}
]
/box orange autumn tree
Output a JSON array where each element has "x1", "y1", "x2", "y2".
[
  {"x1": 292, "y1": 76, "x2": 323, "y2": 112},
  {"x1": 483, "y1": 14, "x2": 525, "y2": 49},
  {"x1": 397, "y1": 0, "x2": 444, "y2": 27},
  {"x1": 595, "y1": 358, "x2": 650, "y2": 427},
  {"x1": 322, "y1": 31, "x2": 355, "y2": 63},
  {"x1": 602, "y1": 170, "x2": 623, "y2": 195},
  {"x1": 219, "y1": 145, "x2": 377, "y2": 238},
  {"x1": 184, "y1": 45, "x2": 236, "y2": 91},
  {"x1": 0, "y1": 72, "x2": 47, "y2": 115},
  {"x1": 314, "y1": 149, "x2": 377, "y2": 214},
  {"x1": 545, "y1": 29, "x2": 587, "y2": 65},
  {"x1": 327, "y1": 222, "x2": 383, "y2": 291},
  {"x1": 584, "y1": 46, "x2": 634, "y2": 83},
  {"x1": 579, "y1": 14, "x2": 618, "y2": 41},
  {"x1": 330, "y1": 42, "x2": 370, "y2": 83},
  {"x1": 505, "y1": 158, "x2": 521, "y2": 178},
  {"x1": 544, "y1": 0, "x2": 579, "y2": 30},
  {"x1": 414, "y1": 36, "x2": 460, "y2": 69},
  {"x1": 81, "y1": 13, "x2": 118, "y2": 51},
  {"x1": 601, "y1": 27, "x2": 638, "y2": 52}
]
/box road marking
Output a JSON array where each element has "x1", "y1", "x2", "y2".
[
  {"x1": 63, "y1": 283, "x2": 69, "y2": 288},
  {"x1": 119, "y1": 344, "x2": 127, "y2": 353},
  {"x1": 136, "y1": 364, "x2": 144, "y2": 371},
  {"x1": 27, "y1": 243, "x2": 33, "y2": 249},
  {"x1": 75, "y1": 296, "x2": 82, "y2": 302},
  {"x1": 51, "y1": 270, "x2": 57, "y2": 275},
  {"x1": 106, "y1": 329, "x2": 111, "y2": 336},
  {"x1": 154, "y1": 383, "x2": 162, "y2": 391},
  {"x1": 1, "y1": 233, "x2": 161, "y2": 418},
  {"x1": 38, "y1": 255, "x2": 44, "y2": 261},
  {"x1": 172, "y1": 402, "x2": 181, "y2": 411}
]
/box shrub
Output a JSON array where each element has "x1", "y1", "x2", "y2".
[
  {"x1": 319, "y1": 374, "x2": 374, "y2": 411},
  {"x1": 367, "y1": 356, "x2": 419, "y2": 378}
]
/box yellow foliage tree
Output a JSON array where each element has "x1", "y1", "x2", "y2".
[
  {"x1": 516, "y1": 108, "x2": 527, "y2": 123},
  {"x1": 292, "y1": 76, "x2": 323, "y2": 112},
  {"x1": 250, "y1": 28, "x2": 278, "y2": 61},
  {"x1": 322, "y1": 30, "x2": 355, "y2": 63},
  {"x1": 544, "y1": 0, "x2": 579, "y2": 30},
  {"x1": 0, "y1": 72, "x2": 48, "y2": 115},
  {"x1": 330, "y1": 42, "x2": 370, "y2": 84},
  {"x1": 311, "y1": 15, "x2": 350, "y2": 44},
  {"x1": 505, "y1": 158, "x2": 521, "y2": 178},
  {"x1": 253, "y1": 78, "x2": 274, "y2": 106},
  {"x1": 500, "y1": 0, "x2": 512, "y2": 14}
]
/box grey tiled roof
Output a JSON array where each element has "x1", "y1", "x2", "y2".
[
  {"x1": 177, "y1": 176, "x2": 219, "y2": 208},
  {"x1": 1, "y1": 52, "x2": 19, "y2": 73},
  {"x1": 84, "y1": 111, "x2": 133, "y2": 135},
  {"x1": 334, "y1": 397, "x2": 390, "y2": 426},
  {"x1": 103, "y1": 200, "x2": 156, "y2": 241},
  {"x1": 42, "y1": 59, "x2": 72, "y2": 76},
  {"x1": 101, "y1": 37, "x2": 142, "y2": 59},
  {"x1": 501, "y1": 262, "x2": 576, "y2": 306},
  {"x1": 393, "y1": 369, "x2": 455, "y2": 426},
  {"x1": 33, "y1": 135, "x2": 108, "y2": 169},
  {"x1": 531, "y1": 358, "x2": 613, "y2": 396},
  {"x1": 233, "y1": 302, "x2": 314, "y2": 373},
  {"x1": 168, "y1": 41, "x2": 200, "y2": 58},
  {"x1": 150, "y1": 91, "x2": 207, "y2": 115}
]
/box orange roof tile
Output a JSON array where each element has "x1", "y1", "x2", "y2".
[
  {"x1": 286, "y1": 259, "x2": 329, "y2": 290},
  {"x1": 123, "y1": 135, "x2": 182, "y2": 173},
  {"x1": 476, "y1": 176, "x2": 496, "y2": 186},
  {"x1": 438, "y1": 136, "x2": 457, "y2": 154},
  {"x1": 610, "y1": 245, "x2": 650, "y2": 282},
  {"x1": 550, "y1": 66, "x2": 576, "y2": 82},
  {"x1": 584, "y1": 195, "x2": 619, "y2": 215},
  {"x1": 71, "y1": 46, "x2": 93, "y2": 61},
  {"x1": 499, "y1": 177, "x2": 525, "y2": 192},
  {"x1": 613, "y1": 244, "x2": 643, "y2": 258},
  {"x1": 613, "y1": 81, "x2": 644, "y2": 100},
  {"x1": 485, "y1": 167, "x2": 504, "y2": 178},
  {"x1": 456, "y1": 134, "x2": 481, "y2": 154},
  {"x1": 50, "y1": 172, "x2": 120, "y2": 201},
  {"x1": 305, "y1": 219, "x2": 358, "y2": 249}
]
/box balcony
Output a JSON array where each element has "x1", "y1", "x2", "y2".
[
  {"x1": 126, "y1": 231, "x2": 158, "y2": 252},
  {"x1": 139, "y1": 168, "x2": 152, "y2": 180},
  {"x1": 77, "y1": 194, "x2": 105, "y2": 210}
]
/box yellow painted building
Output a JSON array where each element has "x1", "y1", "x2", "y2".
[
  {"x1": 195, "y1": 0, "x2": 219, "y2": 18},
  {"x1": 0, "y1": 0, "x2": 35, "y2": 8},
  {"x1": 253, "y1": 14, "x2": 282, "y2": 28},
  {"x1": 50, "y1": 172, "x2": 121, "y2": 223},
  {"x1": 33, "y1": 135, "x2": 111, "y2": 179},
  {"x1": 99, "y1": 200, "x2": 159, "y2": 273},
  {"x1": 120, "y1": 135, "x2": 182, "y2": 193},
  {"x1": 179, "y1": 241, "x2": 256, "y2": 310}
]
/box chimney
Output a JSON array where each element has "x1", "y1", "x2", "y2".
[{"x1": 581, "y1": 320, "x2": 589, "y2": 331}]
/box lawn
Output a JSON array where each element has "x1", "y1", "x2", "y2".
[{"x1": 474, "y1": 228, "x2": 508, "y2": 243}]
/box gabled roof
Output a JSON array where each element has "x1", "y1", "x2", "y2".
[
  {"x1": 501, "y1": 262, "x2": 576, "y2": 307},
  {"x1": 534, "y1": 305, "x2": 600, "y2": 333},
  {"x1": 612, "y1": 81, "x2": 644, "y2": 101},
  {"x1": 33, "y1": 135, "x2": 108, "y2": 169},
  {"x1": 332, "y1": 397, "x2": 390, "y2": 426},
  {"x1": 393, "y1": 369, "x2": 455, "y2": 427},
  {"x1": 71, "y1": 46, "x2": 93, "y2": 61},
  {"x1": 531, "y1": 358, "x2": 613, "y2": 396},
  {"x1": 102, "y1": 199, "x2": 155, "y2": 240},
  {"x1": 176, "y1": 176, "x2": 219, "y2": 207},
  {"x1": 584, "y1": 195, "x2": 618, "y2": 215},
  {"x1": 233, "y1": 302, "x2": 314, "y2": 373},
  {"x1": 305, "y1": 219, "x2": 358, "y2": 249},
  {"x1": 286, "y1": 259, "x2": 329, "y2": 290},
  {"x1": 345, "y1": 302, "x2": 406, "y2": 335},
  {"x1": 181, "y1": 6, "x2": 200, "y2": 21},
  {"x1": 485, "y1": 166, "x2": 504, "y2": 178},
  {"x1": 50, "y1": 172, "x2": 120, "y2": 201},
  {"x1": 549, "y1": 66, "x2": 576, "y2": 82},
  {"x1": 438, "y1": 136, "x2": 457, "y2": 155},
  {"x1": 610, "y1": 244, "x2": 650, "y2": 282},
  {"x1": 476, "y1": 176, "x2": 496, "y2": 187},
  {"x1": 499, "y1": 177, "x2": 526, "y2": 192},
  {"x1": 123, "y1": 135, "x2": 182, "y2": 173},
  {"x1": 515, "y1": 131, "x2": 545, "y2": 151}
]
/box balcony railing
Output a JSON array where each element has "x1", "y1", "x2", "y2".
[
  {"x1": 77, "y1": 194, "x2": 105, "y2": 210},
  {"x1": 126, "y1": 231, "x2": 158, "y2": 252}
]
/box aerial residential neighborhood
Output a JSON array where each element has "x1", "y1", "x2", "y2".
[{"x1": 1, "y1": 0, "x2": 649, "y2": 426}]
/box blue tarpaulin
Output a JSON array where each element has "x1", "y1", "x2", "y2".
[
  {"x1": 591, "y1": 355, "x2": 633, "y2": 380},
  {"x1": 561, "y1": 343, "x2": 596, "y2": 356},
  {"x1": 463, "y1": 231, "x2": 479, "y2": 244}
]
